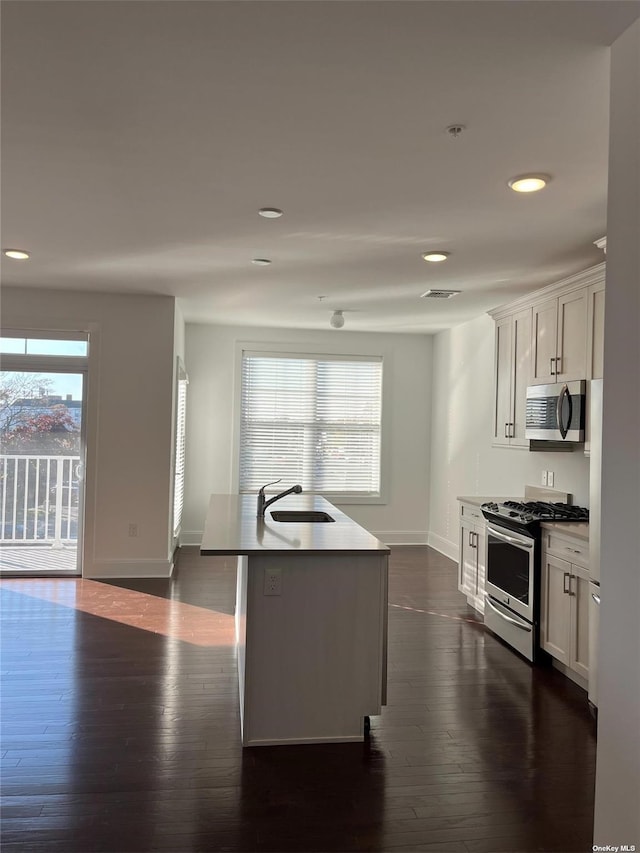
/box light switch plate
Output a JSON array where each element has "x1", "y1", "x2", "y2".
[
  {"x1": 541, "y1": 471, "x2": 548, "y2": 486},
  {"x1": 547, "y1": 471, "x2": 554, "y2": 487}
]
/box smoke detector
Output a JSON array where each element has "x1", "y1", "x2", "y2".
[{"x1": 420, "y1": 289, "x2": 462, "y2": 299}]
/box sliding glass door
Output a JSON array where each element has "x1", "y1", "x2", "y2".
[{"x1": 1, "y1": 335, "x2": 88, "y2": 575}]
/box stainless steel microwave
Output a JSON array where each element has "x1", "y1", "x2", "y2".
[{"x1": 525, "y1": 380, "x2": 586, "y2": 442}]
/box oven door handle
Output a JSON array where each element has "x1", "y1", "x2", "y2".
[
  {"x1": 487, "y1": 525, "x2": 534, "y2": 549},
  {"x1": 484, "y1": 595, "x2": 533, "y2": 632}
]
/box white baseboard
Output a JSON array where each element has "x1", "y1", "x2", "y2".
[
  {"x1": 85, "y1": 558, "x2": 174, "y2": 579},
  {"x1": 426, "y1": 532, "x2": 458, "y2": 562},
  {"x1": 180, "y1": 531, "x2": 203, "y2": 547}
]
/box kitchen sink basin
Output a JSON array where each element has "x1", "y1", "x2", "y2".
[{"x1": 270, "y1": 510, "x2": 335, "y2": 523}]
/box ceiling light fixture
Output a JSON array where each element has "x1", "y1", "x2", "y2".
[
  {"x1": 446, "y1": 124, "x2": 466, "y2": 138},
  {"x1": 3, "y1": 249, "x2": 30, "y2": 260},
  {"x1": 258, "y1": 208, "x2": 283, "y2": 218},
  {"x1": 251, "y1": 258, "x2": 272, "y2": 266},
  {"x1": 508, "y1": 174, "x2": 551, "y2": 193},
  {"x1": 421, "y1": 251, "x2": 450, "y2": 263},
  {"x1": 330, "y1": 310, "x2": 345, "y2": 329}
]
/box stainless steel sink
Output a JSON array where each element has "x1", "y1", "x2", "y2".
[{"x1": 270, "y1": 510, "x2": 335, "y2": 523}]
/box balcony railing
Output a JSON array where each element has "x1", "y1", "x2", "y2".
[{"x1": 0, "y1": 455, "x2": 81, "y2": 546}]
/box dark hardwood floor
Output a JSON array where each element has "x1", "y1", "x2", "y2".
[{"x1": 0, "y1": 545, "x2": 596, "y2": 852}]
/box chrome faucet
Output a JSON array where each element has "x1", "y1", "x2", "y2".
[{"x1": 257, "y1": 479, "x2": 303, "y2": 518}]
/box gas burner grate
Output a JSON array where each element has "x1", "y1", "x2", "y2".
[{"x1": 495, "y1": 501, "x2": 589, "y2": 521}]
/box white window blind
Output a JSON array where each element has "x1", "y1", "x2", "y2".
[
  {"x1": 173, "y1": 366, "x2": 188, "y2": 537},
  {"x1": 239, "y1": 352, "x2": 382, "y2": 496}
]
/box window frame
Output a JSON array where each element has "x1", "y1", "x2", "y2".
[
  {"x1": 1, "y1": 329, "x2": 89, "y2": 358},
  {"x1": 172, "y1": 357, "x2": 189, "y2": 539},
  {"x1": 232, "y1": 341, "x2": 390, "y2": 505}
]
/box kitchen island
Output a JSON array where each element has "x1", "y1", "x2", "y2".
[{"x1": 201, "y1": 494, "x2": 390, "y2": 746}]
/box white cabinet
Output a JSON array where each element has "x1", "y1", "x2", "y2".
[
  {"x1": 493, "y1": 308, "x2": 531, "y2": 447},
  {"x1": 586, "y1": 278, "x2": 606, "y2": 380},
  {"x1": 490, "y1": 263, "x2": 605, "y2": 451},
  {"x1": 458, "y1": 503, "x2": 486, "y2": 613},
  {"x1": 540, "y1": 529, "x2": 590, "y2": 682},
  {"x1": 531, "y1": 289, "x2": 588, "y2": 385}
]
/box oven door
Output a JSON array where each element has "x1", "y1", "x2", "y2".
[{"x1": 485, "y1": 524, "x2": 535, "y2": 622}]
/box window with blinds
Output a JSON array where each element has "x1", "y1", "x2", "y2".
[
  {"x1": 173, "y1": 362, "x2": 188, "y2": 538},
  {"x1": 239, "y1": 352, "x2": 383, "y2": 496}
]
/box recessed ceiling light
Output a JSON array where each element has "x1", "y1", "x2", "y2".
[
  {"x1": 3, "y1": 249, "x2": 30, "y2": 260},
  {"x1": 258, "y1": 208, "x2": 283, "y2": 218},
  {"x1": 251, "y1": 258, "x2": 272, "y2": 266},
  {"x1": 421, "y1": 251, "x2": 450, "y2": 263},
  {"x1": 508, "y1": 174, "x2": 551, "y2": 193}
]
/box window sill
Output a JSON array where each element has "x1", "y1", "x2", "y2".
[{"x1": 319, "y1": 493, "x2": 387, "y2": 506}]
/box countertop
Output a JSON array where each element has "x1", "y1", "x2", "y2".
[
  {"x1": 200, "y1": 494, "x2": 390, "y2": 556},
  {"x1": 457, "y1": 495, "x2": 520, "y2": 508},
  {"x1": 540, "y1": 521, "x2": 589, "y2": 540},
  {"x1": 457, "y1": 496, "x2": 589, "y2": 540}
]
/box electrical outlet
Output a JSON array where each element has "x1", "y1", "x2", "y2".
[
  {"x1": 264, "y1": 568, "x2": 282, "y2": 596},
  {"x1": 128, "y1": 523, "x2": 138, "y2": 537},
  {"x1": 541, "y1": 471, "x2": 548, "y2": 486},
  {"x1": 547, "y1": 471, "x2": 554, "y2": 487}
]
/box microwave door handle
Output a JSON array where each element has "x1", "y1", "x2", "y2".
[
  {"x1": 556, "y1": 383, "x2": 571, "y2": 439},
  {"x1": 487, "y1": 525, "x2": 534, "y2": 549}
]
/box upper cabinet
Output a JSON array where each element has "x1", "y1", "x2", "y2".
[
  {"x1": 489, "y1": 263, "x2": 605, "y2": 449},
  {"x1": 493, "y1": 308, "x2": 531, "y2": 446},
  {"x1": 586, "y1": 278, "x2": 606, "y2": 380},
  {"x1": 530, "y1": 288, "x2": 588, "y2": 385}
]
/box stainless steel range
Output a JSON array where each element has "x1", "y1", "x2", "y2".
[{"x1": 481, "y1": 500, "x2": 589, "y2": 662}]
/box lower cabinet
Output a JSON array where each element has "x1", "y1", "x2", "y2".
[
  {"x1": 540, "y1": 551, "x2": 590, "y2": 680},
  {"x1": 458, "y1": 503, "x2": 486, "y2": 613}
]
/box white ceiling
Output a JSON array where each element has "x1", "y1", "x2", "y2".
[{"x1": 2, "y1": 1, "x2": 638, "y2": 333}]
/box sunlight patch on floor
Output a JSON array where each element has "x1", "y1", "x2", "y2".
[{"x1": 0, "y1": 577, "x2": 236, "y2": 647}]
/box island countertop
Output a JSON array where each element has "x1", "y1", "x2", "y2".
[{"x1": 200, "y1": 494, "x2": 390, "y2": 556}]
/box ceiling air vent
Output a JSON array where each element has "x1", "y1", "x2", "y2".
[{"x1": 420, "y1": 289, "x2": 462, "y2": 299}]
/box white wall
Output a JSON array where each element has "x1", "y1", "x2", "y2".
[
  {"x1": 428, "y1": 312, "x2": 590, "y2": 558},
  {"x1": 594, "y1": 18, "x2": 640, "y2": 847},
  {"x1": 1, "y1": 287, "x2": 177, "y2": 577},
  {"x1": 183, "y1": 323, "x2": 432, "y2": 543}
]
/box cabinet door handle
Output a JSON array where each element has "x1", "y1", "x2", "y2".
[
  {"x1": 509, "y1": 422, "x2": 515, "y2": 438},
  {"x1": 563, "y1": 572, "x2": 570, "y2": 594},
  {"x1": 550, "y1": 357, "x2": 556, "y2": 376},
  {"x1": 568, "y1": 574, "x2": 576, "y2": 597},
  {"x1": 504, "y1": 422, "x2": 509, "y2": 438},
  {"x1": 555, "y1": 356, "x2": 561, "y2": 375},
  {"x1": 472, "y1": 532, "x2": 478, "y2": 548},
  {"x1": 469, "y1": 530, "x2": 473, "y2": 547},
  {"x1": 565, "y1": 547, "x2": 582, "y2": 555}
]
